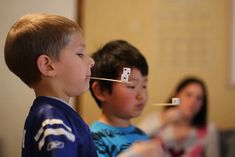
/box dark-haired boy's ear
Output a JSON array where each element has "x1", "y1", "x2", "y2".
[
  {"x1": 92, "y1": 81, "x2": 106, "y2": 101},
  {"x1": 36, "y1": 54, "x2": 56, "y2": 77}
]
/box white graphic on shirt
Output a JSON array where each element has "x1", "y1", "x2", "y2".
[
  {"x1": 37, "y1": 128, "x2": 75, "y2": 150},
  {"x1": 47, "y1": 141, "x2": 64, "y2": 151},
  {"x1": 35, "y1": 119, "x2": 72, "y2": 141},
  {"x1": 34, "y1": 119, "x2": 75, "y2": 150}
]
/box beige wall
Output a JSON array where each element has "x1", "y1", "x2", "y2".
[
  {"x1": 81, "y1": 0, "x2": 235, "y2": 130},
  {"x1": 0, "y1": 1, "x2": 76, "y2": 157}
]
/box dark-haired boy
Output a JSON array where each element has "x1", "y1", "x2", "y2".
[{"x1": 90, "y1": 40, "x2": 162, "y2": 157}]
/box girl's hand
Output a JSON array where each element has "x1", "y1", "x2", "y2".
[{"x1": 160, "y1": 108, "x2": 183, "y2": 125}]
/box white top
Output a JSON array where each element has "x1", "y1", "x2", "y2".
[{"x1": 138, "y1": 111, "x2": 220, "y2": 157}]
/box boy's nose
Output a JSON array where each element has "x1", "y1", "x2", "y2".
[{"x1": 136, "y1": 92, "x2": 144, "y2": 100}]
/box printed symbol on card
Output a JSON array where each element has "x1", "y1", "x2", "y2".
[
  {"x1": 172, "y1": 98, "x2": 180, "y2": 105},
  {"x1": 123, "y1": 68, "x2": 131, "y2": 75},
  {"x1": 121, "y1": 74, "x2": 129, "y2": 82},
  {"x1": 121, "y1": 67, "x2": 131, "y2": 82},
  {"x1": 47, "y1": 141, "x2": 64, "y2": 151}
]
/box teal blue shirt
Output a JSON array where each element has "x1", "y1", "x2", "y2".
[{"x1": 90, "y1": 121, "x2": 149, "y2": 157}]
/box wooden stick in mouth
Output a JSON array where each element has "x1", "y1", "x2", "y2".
[{"x1": 89, "y1": 77, "x2": 132, "y2": 84}]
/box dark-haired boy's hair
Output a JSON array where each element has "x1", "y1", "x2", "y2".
[
  {"x1": 90, "y1": 40, "x2": 148, "y2": 108},
  {"x1": 166, "y1": 77, "x2": 208, "y2": 128},
  {"x1": 4, "y1": 13, "x2": 80, "y2": 87}
]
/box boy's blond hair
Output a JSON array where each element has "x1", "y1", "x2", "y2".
[{"x1": 4, "y1": 13, "x2": 80, "y2": 87}]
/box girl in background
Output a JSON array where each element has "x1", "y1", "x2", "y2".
[{"x1": 139, "y1": 77, "x2": 220, "y2": 157}]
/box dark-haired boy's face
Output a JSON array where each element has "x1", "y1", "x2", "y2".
[{"x1": 102, "y1": 68, "x2": 148, "y2": 120}]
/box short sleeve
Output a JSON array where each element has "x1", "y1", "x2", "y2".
[{"x1": 30, "y1": 107, "x2": 78, "y2": 157}]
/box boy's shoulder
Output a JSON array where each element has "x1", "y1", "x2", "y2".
[
  {"x1": 90, "y1": 121, "x2": 123, "y2": 132},
  {"x1": 25, "y1": 96, "x2": 89, "y2": 135},
  {"x1": 23, "y1": 97, "x2": 98, "y2": 157},
  {"x1": 27, "y1": 96, "x2": 75, "y2": 123},
  {"x1": 90, "y1": 121, "x2": 146, "y2": 135},
  {"x1": 31, "y1": 96, "x2": 67, "y2": 112},
  {"x1": 90, "y1": 121, "x2": 149, "y2": 147}
]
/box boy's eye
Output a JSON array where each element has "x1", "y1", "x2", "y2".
[
  {"x1": 127, "y1": 85, "x2": 136, "y2": 89},
  {"x1": 76, "y1": 53, "x2": 84, "y2": 57}
]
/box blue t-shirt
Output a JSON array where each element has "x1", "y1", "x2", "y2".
[
  {"x1": 22, "y1": 96, "x2": 98, "y2": 157},
  {"x1": 90, "y1": 121, "x2": 149, "y2": 157}
]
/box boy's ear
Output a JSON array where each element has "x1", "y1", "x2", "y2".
[
  {"x1": 92, "y1": 81, "x2": 107, "y2": 101},
  {"x1": 36, "y1": 54, "x2": 56, "y2": 76}
]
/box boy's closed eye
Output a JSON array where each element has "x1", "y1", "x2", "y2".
[
  {"x1": 74, "y1": 46, "x2": 86, "y2": 57},
  {"x1": 126, "y1": 83, "x2": 147, "y2": 90},
  {"x1": 127, "y1": 84, "x2": 136, "y2": 89},
  {"x1": 142, "y1": 84, "x2": 147, "y2": 89},
  {"x1": 76, "y1": 53, "x2": 84, "y2": 57}
]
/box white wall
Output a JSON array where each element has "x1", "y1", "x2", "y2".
[{"x1": 0, "y1": 1, "x2": 76, "y2": 157}]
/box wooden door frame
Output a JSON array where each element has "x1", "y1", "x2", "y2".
[{"x1": 75, "y1": 0, "x2": 84, "y2": 113}]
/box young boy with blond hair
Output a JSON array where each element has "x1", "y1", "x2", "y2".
[{"x1": 4, "y1": 13, "x2": 97, "y2": 157}]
